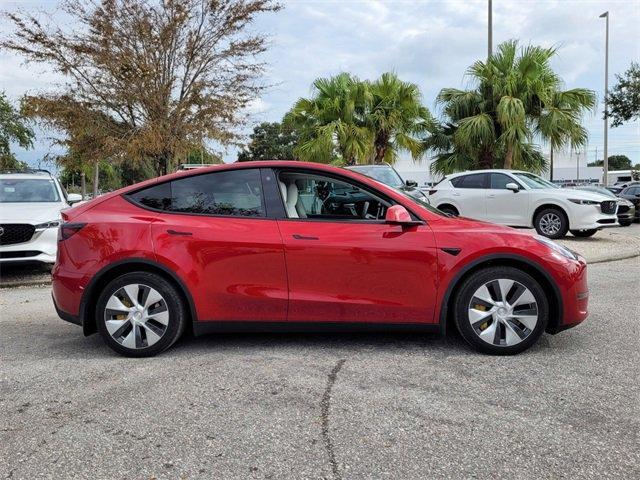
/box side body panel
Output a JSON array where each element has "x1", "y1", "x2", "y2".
[{"x1": 277, "y1": 220, "x2": 439, "y2": 324}]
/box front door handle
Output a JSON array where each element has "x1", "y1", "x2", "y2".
[
  {"x1": 167, "y1": 229, "x2": 193, "y2": 236},
  {"x1": 292, "y1": 234, "x2": 319, "y2": 240},
  {"x1": 487, "y1": 194, "x2": 496, "y2": 198}
]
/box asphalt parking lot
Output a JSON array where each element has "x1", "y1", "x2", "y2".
[{"x1": 1, "y1": 254, "x2": 639, "y2": 479}]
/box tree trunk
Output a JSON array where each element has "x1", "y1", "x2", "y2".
[
  {"x1": 479, "y1": 149, "x2": 493, "y2": 169},
  {"x1": 92, "y1": 160, "x2": 99, "y2": 197},
  {"x1": 373, "y1": 134, "x2": 387, "y2": 164},
  {"x1": 549, "y1": 146, "x2": 554, "y2": 181},
  {"x1": 81, "y1": 172, "x2": 86, "y2": 200},
  {"x1": 503, "y1": 145, "x2": 514, "y2": 169}
]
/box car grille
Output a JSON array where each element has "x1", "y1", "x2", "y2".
[
  {"x1": 617, "y1": 204, "x2": 630, "y2": 214},
  {"x1": 600, "y1": 201, "x2": 617, "y2": 215},
  {"x1": 0, "y1": 224, "x2": 36, "y2": 246}
]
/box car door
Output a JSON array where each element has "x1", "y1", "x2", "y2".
[
  {"x1": 484, "y1": 173, "x2": 529, "y2": 226},
  {"x1": 274, "y1": 169, "x2": 439, "y2": 325},
  {"x1": 130, "y1": 168, "x2": 288, "y2": 323},
  {"x1": 450, "y1": 173, "x2": 488, "y2": 220}
]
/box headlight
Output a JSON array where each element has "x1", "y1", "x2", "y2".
[
  {"x1": 34, "y1": 220, "x2": 61, "y2": 230},
  {"x1": 534, "y1": 235, "x2": 578, "y2": 261},
  {"x1": 568, "y1": 199, "x2": 599, "y2": 205}
]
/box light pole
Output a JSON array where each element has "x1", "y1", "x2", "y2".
[
  {"x1": 600, "y1": 11, "x2": 609, "y2": 185},
  {"x1": 488, "y1": 0, "x2": 493, "y2": 59}
]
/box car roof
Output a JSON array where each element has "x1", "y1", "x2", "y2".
[
  {"x1": 0, "y1": 173, "x2": 57, "y2": 180},
  {"x1": 445, "y1": 169, "x2": 530, "y2": 178}
]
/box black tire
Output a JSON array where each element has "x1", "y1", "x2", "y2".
[
  {"x1": 619, "y1": 221, "x2": 632, "y2": 227},
  {"x1": 534, "y1": 207, "x2": 569, "y2": 239},
  {"x1": 453, "y1": 266, "x2": 549, "y2": 355},
  {"x1": 570, "y1": 229, "x2": 598, "y2": 238},
  {"x1": 96, "y1": 272, "x2": 187, "y2": 357},
  {"x1": 438, "y1": 205, "x2": 459, "y2": 216}
]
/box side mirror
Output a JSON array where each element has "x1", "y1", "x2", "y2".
[
  {"x1": 405, "y1": 179, "x2": 418, "y2": 187},
  {"x1": 505, "y1": 182, "x2": 520, "y2": 192},
  {"x1": 385, "y1": 205, "x2": 423, "y2": 226},
  {"x1": 67, "y1": 193, "x2": 83, "y2": 204}
]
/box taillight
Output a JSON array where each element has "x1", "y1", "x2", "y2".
[{"x1": 58, "y1": 222, "x2": 86, "y2": 241}]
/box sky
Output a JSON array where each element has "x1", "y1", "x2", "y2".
[{"x1": 1, "y1": 0, "x2": 639, "y2": 170}]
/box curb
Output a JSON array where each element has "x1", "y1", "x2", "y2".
[
  {"x1": 0, "y1": 279, "x2": 52, "y2": 289},
  {"x1": 588, "y1": 250, "x2": 640, "y2": 265}
]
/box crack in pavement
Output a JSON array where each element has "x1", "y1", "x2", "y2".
[{"x1": 320, "y1": 359, "x2": 346, "y2": 480}]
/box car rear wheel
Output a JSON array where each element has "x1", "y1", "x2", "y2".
[
  {"x1": 453, "y1": 267, "x2": 548, "y2": 355},
  {"x1": 96, "y1": 272, "x2": 187, "y2": 357},
  {"x1": 534, "y1": 208, "x2": 568, "y2": 239},
  {"x1": 570, "y1": 229, "x2": 598, "y2": 238}
]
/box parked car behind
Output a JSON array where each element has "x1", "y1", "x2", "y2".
[
  {"x1": 617, "y1": 185, "x2": 640, "y2": 223},
  {"x1": 52, "y1": 161, "x2": 589, "y2": 357},
  {"x1": 345, "y1": 164, "x2": 429, "y2": 202},
  {"x1": 573, "y1": 186, "x2": 636, "y2": 227},
  {"x1": 0, "y1": 169, "x2": 82, "y2": 264},
  {"x1": 428, "y1": 169, "x2": 619, "y2": 239}
]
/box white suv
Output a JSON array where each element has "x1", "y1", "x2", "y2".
[
  {"x1": 0, "y1": 170, "x2": 82, "y2": 264},
  {"x1": 429, "y1": 170, "x2": 618, "y2": 239}
]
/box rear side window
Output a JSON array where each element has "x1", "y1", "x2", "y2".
[
  {"x1": 451, "y1": 173, "x2": 487, "y2": 189},
  {"x1": 127, "y1": 169, "x2": 265, "y2": 217},
  {"x1": 128, "y1": 182, "x2": 171, "y2": 210}
]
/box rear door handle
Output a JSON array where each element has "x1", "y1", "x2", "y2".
[
  {"x1": 487, "y1": 194, "x2": 496, "y2": 198},
  {"x1": 292, "y1": 234, "x2": 319, "y2": 240},
  {"x1": 167, "y1": 229, "x2": 193, "y2": 236}
]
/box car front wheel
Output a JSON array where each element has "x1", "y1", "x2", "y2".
[
  {"x1": 534, "y1": 208, "x2": 568, "y2": 239},
  {"x1": 453, "y1": 267, "x2": 548, "y2": 355},
  {"x1": 96, "y1": 272, "x2": 187, "y2": 357}
]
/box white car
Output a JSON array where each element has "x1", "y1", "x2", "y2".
[
  {"x1": 0, "y1": 170, "x2": 82, "y2": 264},
  {"x1": 428, "y1": 170, "x2": 619, "y2": 239}
]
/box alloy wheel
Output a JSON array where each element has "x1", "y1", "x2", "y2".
[
  {"x1": 468, "y1": 279, "x2": 539, "y2": 347},
  {"x1": 104, "y1": 283, "x2": 169, "y2": 349},
  {"x1": 539, "y1": 212, "x2": 562, "y2": 236}
]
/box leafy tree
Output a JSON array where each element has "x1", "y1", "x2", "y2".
[
  {"x1": 426, "y1": 41, "x2": 595, "y2": 176},
  {"x1": 237, "y1": 122, "x2": 299, "y2": 161},
  {"x1": 1, "y1": 0, "x2": 280, "y2": 179},
  {"x1": 363, "y1": 72, "x2": 433, "y2": 164},
  {"x1": 0, "y1": 92, "x2": 34, "y2": 170},
  {"x1": 588, "y1": 154, "x2": 632, "y2": 170},
  {"x1": 607, "y1": 62, "x2": 640, "y2": 127},
  {"x1": 284, "y1": 73, "x2": 370, "y2": 165}
]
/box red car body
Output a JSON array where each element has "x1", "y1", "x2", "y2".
[{"x1": 52, "y1": 161, "x2": 588, "y2": 347}]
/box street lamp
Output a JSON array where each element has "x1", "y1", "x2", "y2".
[
  {"x1": 600, "y1": 11, "x2": 609, "y2": 185},
  {"x1": 488, "y1": 0, "x2": 493, "y2": 59}
]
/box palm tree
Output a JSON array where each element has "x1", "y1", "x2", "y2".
[
  {"x1": 283, "y1": 73, "x2": 370, "y2": 165},
  {"x1": 427, "y1": 40, "x2": 595, "y2": 176},
  {"x1": 363, "y1": 72, "x2": 433, "y2": 164},
  {"x1": 537, "y1": 89, "x2": 595, "y2": 180}
]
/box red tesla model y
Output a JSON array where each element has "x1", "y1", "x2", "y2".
[{"x1": 52, "y1": 161, "x2": 589, "y2": 357}]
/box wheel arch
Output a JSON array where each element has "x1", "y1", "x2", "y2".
[
  {"x1": 439, "y1": 254, "x2": 563, "y2": 336},
  {"x1": 79, "y1": 258, "x2": 197, "y2": 336},
  {"x1": 532, "y1": 203, "x2": 568, "y2": 226},
  {"x1": 437, "y1": 203, "x2": 460, "y2": 215}
]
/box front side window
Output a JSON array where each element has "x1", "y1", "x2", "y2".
[
  {"x1": 490, "y1": 173, "x2": 517, "y2": 190},
  {"x1": 127, "y1": 169, "x2": 265, "y2": 217},
  {"x1": 0, "y1": 178, "x2": 61, "y2": 203},
  {"x1": 279, "y1": 172, "x2": 390, "y2": 220},
  {"x1": 451, "y1": 173, "x2": 487, "y2": 189}
]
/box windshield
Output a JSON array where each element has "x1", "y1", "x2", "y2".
[
  {"x1": 512, "y1": 172, "x2": 559, "y2": 190},
  {"x1": 351, "y1": 166, "x2": 404, "y2": 188},
  {"x1": 0, "y1": 178, "x2": 61, "y2": 203},
  {"x1": 391, "y1": 187, "x2": 446, "y2": 217}
]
